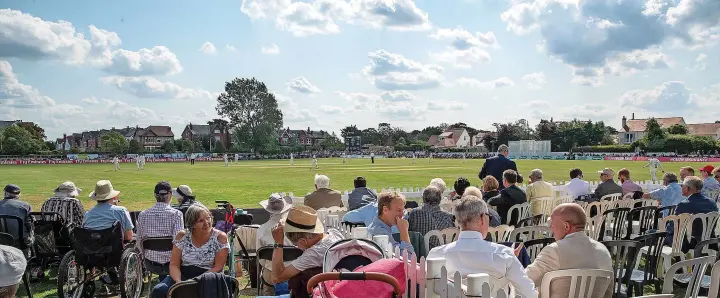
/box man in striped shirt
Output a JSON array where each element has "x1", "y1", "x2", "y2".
[{"x1": 136, "y1": 181, "x2": 184, "y2": 279}]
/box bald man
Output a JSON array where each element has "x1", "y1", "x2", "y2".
[{"x1": 525, "y1": 204, "x2": 613, "y2": 298}]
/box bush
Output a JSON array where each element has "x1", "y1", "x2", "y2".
[{"x1": 573, "y1": 145, "x2": 634, "y2": 153}]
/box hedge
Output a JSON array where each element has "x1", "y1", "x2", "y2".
[{"x1": 573, "y1": 145, "x2": 634, "y2": 153}]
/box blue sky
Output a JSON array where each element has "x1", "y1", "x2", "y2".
[{"x1": 1, "y1": 0, "x2": 719, "y2": 139}]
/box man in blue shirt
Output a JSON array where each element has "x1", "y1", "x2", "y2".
[
  {"x1": 643, "y1": 172, "x2": 685, "y2": 216},
  {"x1": 699, "y1": 165, "x2": 720, "y2": 199},
  {"x1": 367, "y1": 191, "x2": 414, "y2": 255},
  {"x1": 83, "y1": 180, "x2": 134, "y2": 241},
  {"x1": 347, "y1": 177, "x2": 377, "y2": 210},
  {"x1": 665, "y1": 176, "x2": 719, "y2": 251}
]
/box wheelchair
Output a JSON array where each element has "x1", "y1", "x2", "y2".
[
  {"x1": 29, "y1": 212, "x2": 72, "y2": 279},
  {"x1": 56, "y1": 223, "x2": 143, "y2": 298}
]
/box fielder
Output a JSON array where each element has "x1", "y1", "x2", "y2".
[
  {"x1": 139, "y1": 154, "x2": 145, "y2": 170},
  {"x1": 429, "y1": 153, "x2": 434, "y2": 163},
  {"x1": 136, "y1": 155, "x2": 142, "y2": 170},
  {"x1": 234, "y1": 153, "x2": 239, "y2": 164},
  {"x1": 342, "y1": 153, "x2": 347, "y2": 164},
  {"x1": 113, "y1": 156, "x2": 120, "y2": 171},
  {"x1": 643, "y1": 156, "x2": 664, "y2": 182},
  {"x1": 412, "y1": 153, "x2": 417, "y2": 164},
  {"x1": 223, "y1": 153, "x2": 229, "y2": 167},
  {"x1": 462, "y1": 153, "x2": 467, "y2": 163},
  {"x1": 290, "y1": 153, "x2": 294, "y2": 165},
  {"x1": 312, "y1": 155, "x2": 318, "y2": 169}
]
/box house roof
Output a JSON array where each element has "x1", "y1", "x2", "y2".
[
  {"x1": 311, "y1": 130, "x2": 331, "y2": 138},
  {"x1": 436, "y1": 138, "x2": 456, "y2": 148},
  {"x1": 186, "y1": 124, "x2": 216, "y2": 136},
  {"x1": 450, "y1": 129, "x2": 465, "y2": 143},
  {"x1": 428, "y1": 135, "x2": 438, "y2": 146},
  {"x1": 688, "y1": 123, "x2": 720, "y2": 136},
  {"x1": 0, "y1": 120, "x2": 20, "y2": 128},
  {"x1": 138, "y1": 126, "x2": 174, "y2": 137},
  {"x1": 624, "y1": 117, "x2": 685, "y2": 132}
]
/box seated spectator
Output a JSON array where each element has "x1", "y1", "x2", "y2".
[
  {"x1": 407, "y1": 186, "x2": 454, "y2": 247},
  {"x1": 699, "y1": 165, "x2": 720, "y2": 198},
  {"x1": 136, "y1": 181, "x2": 184, "y2": 281},
  {"x1": 152, "y1": 204, "x2": 229, "y2": 298},
  {"x1": 462, "y1": 187, "x2": 501, "y2": 227},
  {"x1": 256, "y1": 194, "x2": 292, "y2": 296},
  {"x1": 643, "y1": 172, "x2": 684, "y2": 216},
  {"x1": 368, "y1": 192, "x2": 414, "y2": 256},
  {"x1": 525, "y1": 169, "x2": 553, "y2": 216},
  {"x1": 0, "y1": 185, "x2": 33, "y2": 254},
  {"x1": 0, "y1": 245, "x2": 27, "y2": 298},
  {"x1": 451, "y1": 177, "x2": 471, "y2": 201},
  {"x1": 594, "y1": 168, "x2": 623, "y2": 199},
  {"x1": 526, "y1": 203, "x2": 613, "y2": 298},
  {"x1": 487, "y1": 170, "x2": 527, "y2": 225},
  {"x1": 173, "y1": 185, "x2": 197, "y2": 215},
  {"x1": 270, "y1": 206, "x2": 345, "y2": 298},
  {"x1": 482, "y1": 176, "x2": 500, "y2": 200},
  {"x1": 348, "y1": 176, "x2": 377, "y2": 210},
  {"x1": 427, "y1": 196, "x2": 537, "y2": 298},
  {"x1": 618, "y1": 168, "x2": 642, "y2": 197},
  {"x1": 429, "y1": 178, "x2": 447, "y2": 194},
  {"x1": 680, "y1": 166, "x2": 695, "y2": 181},
  {"x1": 41, "y1": 181, "x2": 85, "y2": 228},
  {"x1": 667, "y1": 176, "x2": 719, "y2": 251},
  {"x1": 304, "y1": 174, "x2": 343, "y2": 210},
  {"x1": 565, "y1": 168, "x2": 590, "y2": 199}
]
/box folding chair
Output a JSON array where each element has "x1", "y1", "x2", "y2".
[
  {"x1": 140, "y1": 237, "x2": 174, "y2": 295},
  {"x1": 255, "y1": 245, "x2": 304, "y2": 296}
]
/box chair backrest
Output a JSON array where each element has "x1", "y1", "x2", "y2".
[
  {"x1": 586, "y1": 215, "x2": 604, "y2": 241},
  {"x1": 423, "y1": 227, "x2": 460, "y2": 252},
  {"x1": 600, "y1": 193, "x2": 623, "y2": 202},
  {"x1": 142, "y1": 237, "x2": 174, "y2": 253},
  {"x1": 613, "y1": 198, "x2": 635, "y2": 209},
  {"x1": 0, "y1": 215, "x2": 26, "y2": 249},
  {"x1": 487, "y1": 225, "x2": 514, "y2": 243},
  {"x1": 655, "y1": 205, "x2": 677, "y2": 222},
  {"x1": 602, "y1": 240, "x2": 643, "y2": 296},
  {"x1": 508, "y1": 226, "x2": 552, "y2": 243},
  {"x1": 506, "y1": 202, "x2": 531, "y2": 227},
  {"x1": 256, "y1": 245, "x2": 304, "y2": 262},
  {"x1": 631, "y1": 232, "x2": 667, "y2": 283},
  {"x1": 659, "y1": 213, "x2": 693, "y2": 253},
  {"x1": 634, "y1": 199, "x2": 658, "y2": 208},
  {"x1": 516, "y1": 214, "x2": 544, "y2": 227},
  {"x1": 539, "y1": 269, "x2": 613, "y2": 298},
  {"x1": 31, "y1": 212, "x2": 65, "y2": 256},
  {"x1": 524, "y1": 238, "x2": 555, "y2": 262},
  {"x1": 707, "y1": 260, "x2": 720, "y2": 298},
  {"x1": 535, "y1": 197, "x2": 555, "y2": 218},
  {"x1": 622, "y1": 193, "x2": 634, "y2": 200},
  {"x1": 553, "y1": 196, "x2": 574, "y2": 208},
  {"x1": 693, "y1": 237, "x2": 720, "y2": 263},
  {"x1": 71, "y1": 223, "x2": 124, "y2": 268},
  {"x1": 0, "y1": 232, "x2": 14, "y2": 246},
  {"x1": 585, "y1": 201, "x2": 611, "y2": 219},
  {"x1": 601, "y1": 207, "x2": 630, "y2": 240},
  {"x1": 662, "y1": 256, "x2": 714, "y2": 298},
  {"x1": 626, "y1": 206, "x2": 659, "y2": 239},
  {"x1": 168, "y1": 277, "x2": 240, "y2": 298},
  {"x1": 688, "y1": 212, "x2": 720, "y2": 244}
]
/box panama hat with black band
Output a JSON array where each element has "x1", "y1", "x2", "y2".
[{"x1": 283, "y1": 206, "x2": 324, "y2": 234}]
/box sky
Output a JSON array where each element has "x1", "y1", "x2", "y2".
[{"x1": 1, "y1": 0, "x2": 719, "y2": 140}]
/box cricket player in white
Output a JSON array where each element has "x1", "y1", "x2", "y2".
[
  {"x1": 290, "y1": 153, "x2": 294, "y2": 165},
  {"x1": 644, "y1": 156, "x2": 664, "y2": 182},
  {"x1": 462, "y1": 153, "x2": 467, "y2": 163},
  {"x1": 429, "y1": 153, "x2": 434, "y2": 163},
  {"x1": 234, "y1": 153, "x2": 239, "y2": 164},
  {"x1": 223, "y1": 153, "x2": 229, "y2": 167},
  {"x1": 342, "y1": 153, "x2": 347, "y2": 164},
  {"x1": 113, "y1": 156, "x2": 120, "y2": 171},
  {"x1": 136, "y1": 155, "x2": 141, "y2": 170},
  {"x1": 312, "y1": 155, "x2": 318, "y2": 169},
  {"x1": 139, "y1": 154, "x2": 145, "y2": 170},
  {"x1": 412, "y1": 153, "x2": 417, "y2": 164}
]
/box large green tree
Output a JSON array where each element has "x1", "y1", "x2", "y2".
[
  {"x1": 18, "y1": 122, "x2": 46, "y2": 140},
  {"x1": 667, "y1": 124, "x2": 689, "y2": 135},
  {"x1": 0, "y1": 125, "x2": 43, "y2": 155},
  {"x1": 100, "y1": 131, "x2": 129, "y2": 155},
  {"x1": 340, "y1": 125, "x2": 361, "y2": 139},
  {"x1": 128, "y1": 140, "x2": 143, "y2": 154},
  {"x1": 161, "y1": 140, "x2": 176, "y2": 153},
  {"x1": 216, "y1": 77, "x2": 283, "y2": 154},
  {"x1": 644, "y1": 118, "x2": 667, "y2": 151}
]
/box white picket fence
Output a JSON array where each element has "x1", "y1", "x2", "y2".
[{"x1": 325, "y1": 217, "x2": 526, "y2": 298}]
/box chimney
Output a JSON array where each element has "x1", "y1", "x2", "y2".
[
  {"x1": 631, "y1": 113, "x2": 635, "y2": 120},
  {"x1": 622, "y1": 116, "x2": 628, "y2": 131}
]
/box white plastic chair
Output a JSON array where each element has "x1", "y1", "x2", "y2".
[
  {"x1": 553, "y1": 196, "x2": 574, "y2": 208},
  {"x1": 584, "y1": 201, "x2": 612, "y2": 218},
  {"x1": 487, "y1": 225, "x2": 514, "y2": 243},
  {"x1": 507, "y1": 202, "x2": 531, "y2": 225},
  {"x1": 653, "y1": 213, "x2": 693, "y2": 274},
  {"x1": 613, "y1": 198, "x2": 635, "y2": 209},
  {"x1": 600, "y1": 193, "x2": 623, "y2": 202},
  {"x1": 662, "y1": 256, "x2": 714, "y2": 298},
  {"x1": 688, "y1": 212, "x2": 720, "y2": 257},
  {"x1": 585, "y1": 215, "x2": 604, "y2": 241},
  {"x1": 535, "y1": 197, "x2": 555, "y2": 220},
  {"x1": 507, "y1": 226, "x2": 552, "y2": 243},
  {"x1": 699, "y1": 260, "x2": 720, "y2": 298},
  {"x1": 634, "y1": 199, "x2": 659, "y2": 208},
  {"x1": 539, "y1": 269, "x2": 613, "y2": 298},
  {"x1": 424, "y1": 227, "x2": 460, "y2": 251}
]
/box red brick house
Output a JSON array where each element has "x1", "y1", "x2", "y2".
[
  {"x1": 181, "y1": 123, "x2": 230, "y2": 148},
  {"x1": 278, "y1": 127, "x2": 331, "y2": 147},
  {"x1": 135, "y1": 126, "x2": 175, "y2": 149}
]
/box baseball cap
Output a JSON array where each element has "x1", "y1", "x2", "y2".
[
  {"x1": 154, "y1": 181, "x2": 172, "y2": 195},
  {"x1": 597, "y1": 168, "x2": 614, "y2": 176},
  {"x1": 3, "y1": 184, "x2": 20, "y2": 195},
  {"x1": 701, "y1": 165, "x2": 715, "y2": 173}
]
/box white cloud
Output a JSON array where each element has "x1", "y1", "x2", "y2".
[
  {"x1": 362, "y1": 49, "x2": 444, "y2": 91},
  {"x1": 456, "y1": 77, "x2": 515, "y2": 90},
  {"x1": 241, "y1": 0, "x2": 431, "y2": 37},
  {"x1": 275, "y1": 93, "x2": 319, "y2": 123},
  {"x1": 320, "y1": 105, "x2": 346, "y2": 114},
  {"x1": 377, "y1": 101, "x2": 426, "y2": 120},
  {"x1": 81, "y1": 97, "x2": 99, "y2": 104},
  {"x1": 429, "y1": 27, "x2": 498, "y2": 68},
  {"x1": 522, "y1": 72, "x2": 546, "y2": 89},
  {"x1": 100, "y1": 76, "x2": 216, "y2": 100},
  {"x1": 689, "y1": 53, "x2": 707, "y2": 70},
  {"x1": 261, "y1": 44, "x2": 280, "y2": 55},
  {"x1": 225, "y1": 45, "x2": 238, "y2": 53},
  {"x1": 335, "y1": 91, "x2": 379, "y2": 110},
  {"x1": 380, "y1": 90, "x2": 415, "y2": 102},
  {"x1": 287, "y1": 76, "x2": 322, "y2": 93},
  {"x1": 199, "y1": 42, "x2": 217, "y2": 55},
  {"x1": 427, "y1": 100, "x2": 467, "y2": 111},
  {"x1": 620, "y1": 81, "x2": 695, "y2": 113},
  {"x1": 99, "y1": 46, "x2": 183, "y2": 76},
  {"x1": 0, "y1": 60, "x2": 56, "y2": 108},
  {"x1": 523, "y1": 100, "x2": 617, "y2": 122},
  {"x1": 568, "y1": 48, "x2": 671, "y2": 85}
]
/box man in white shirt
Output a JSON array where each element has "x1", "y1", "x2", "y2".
[
  {"x1": 564, "y1": 168, "x2": 590, "y2": 199},
  {"x1": 412, "y1": 153, "x2": 417, "y2": 164},
  {"x1": 136, "y1": 155, "x2": 142, "y2": 171},
  {"x1": 290, "y1": 153, "x2": 294, "y2": 165},
  {"x1": 112, "y1": 156, "x2": 120, "y2": 171},
  {"x1": 223, "y1": 153, "x2": 229, "y2": 167},
  {"x1": 643, "y1": 155, "x2": 664, "y2": 183},
  {"x1": 256, "y1": 194, "x2": 293, "y2": 295},
  {"x1": 427, "y1": 196, "x2": 537, "y2": 298},
  {"x1": 234, "y1": 153, "x2": 239, "y2": 164},
  {"x1": 311, "y1": 155, "x2": 318, "y2": 169}
]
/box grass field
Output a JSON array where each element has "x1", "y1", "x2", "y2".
[{"x1": 1, "y1": 158, "x2": 710, "y2": 212}]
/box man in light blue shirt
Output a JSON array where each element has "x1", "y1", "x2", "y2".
[
  {"x1": 367, "y1": 192, "x2": 414, "y2": 255},
  {"x1": 644, "y1": 172, "x2": 685, "y2": 216},
  {"x1": 83, "y1": 180, "x2": 134, "y2": 241}
]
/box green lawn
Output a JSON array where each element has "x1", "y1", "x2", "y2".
[{"x1": 2, "y1": 157, "x2": 709, "y2": 298}]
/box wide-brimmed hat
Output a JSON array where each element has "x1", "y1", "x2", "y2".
[
  {"x1": 260, "y1": 193, "x2": 293, "y2": 214},
  {"x1": 173, "y1": 185, "x2": 193, "y2": 198},
  {"x1": 89, "y1": 180, "x2": 120, "y2": 201},
  {"x1": 54, "y1": 181, "x2": 81, "y2": 197},
  {"x1": 0, "y1": 245, "x2": 26, "y2": 287},
  {"x1": 284, "y1": 206, "x2": 324, "y2": 234}
]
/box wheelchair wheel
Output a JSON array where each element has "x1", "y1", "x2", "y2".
[
  {"x1": 57, "y1": 251, "x2": 84, "y2": 298},
  {"x1": 119, "y1": 247, "x2": 143, "y2": 298}
]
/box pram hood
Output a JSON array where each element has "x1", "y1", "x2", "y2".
[{"x1": 323, "y1": 239, "x2": 384, "y2": 272}]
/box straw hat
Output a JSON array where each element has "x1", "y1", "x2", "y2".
[
  {"x1": 54, "y1": 181, "x2": 81, "y2": 197},
  {"x1": 260, "y1": 193, "x2": 293, "y2": 215},
  {"x1": 89, "y1": 180, "x2": 120, "y2": 201},
  {"x1": 284, "y1": 206, "x2": 324, "y2": 234}
]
